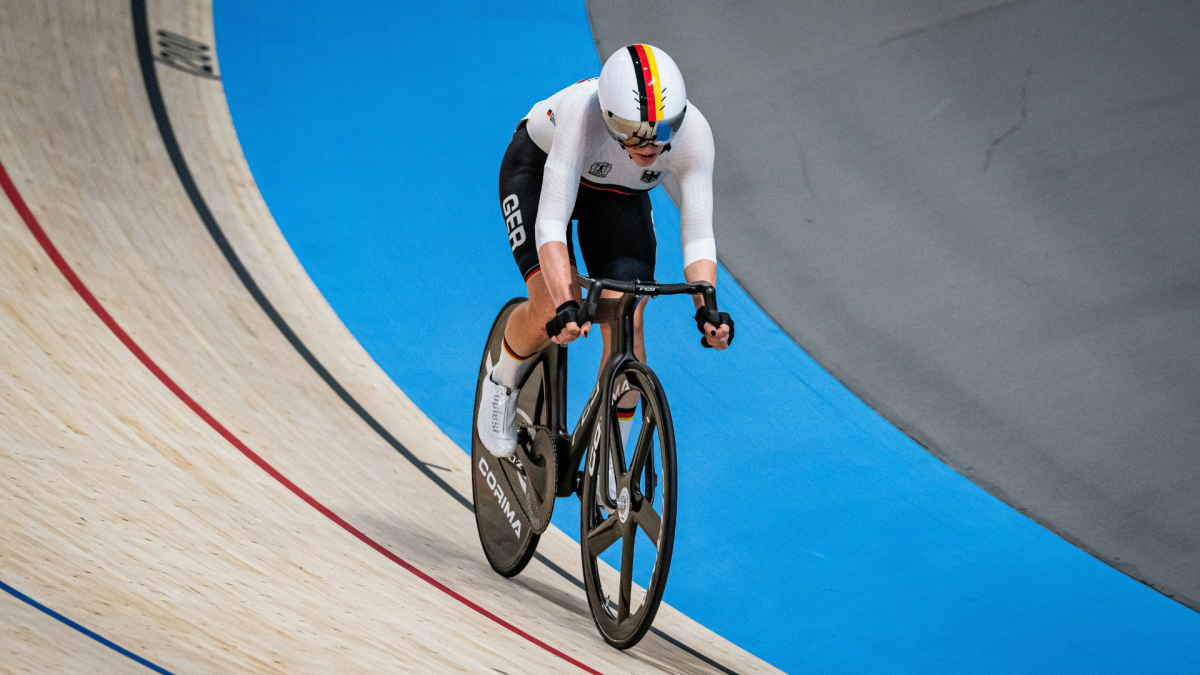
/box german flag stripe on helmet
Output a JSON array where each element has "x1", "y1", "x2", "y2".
[{"x1": 627, "y1": 44, "x2": 664, "y2": 122}]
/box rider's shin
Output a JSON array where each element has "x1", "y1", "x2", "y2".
[{"x1": 492, "y1": 337, "x2": 535, "y2": 389}]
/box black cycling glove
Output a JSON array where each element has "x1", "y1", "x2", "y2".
[
  {"x1": 545, "y1": 300, "x2": 581, "y2": 339},
  {"x1": 694, "y1": 307, "x2": 735, "y2": 348}
]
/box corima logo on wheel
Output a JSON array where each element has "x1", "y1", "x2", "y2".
[{"x1": 478, "y1": 457, "x2": 522, "y2": 538}]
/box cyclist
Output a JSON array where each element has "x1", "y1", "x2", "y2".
[{"x1": 479, "y1": 44, "x2": 733, "y2": 458}]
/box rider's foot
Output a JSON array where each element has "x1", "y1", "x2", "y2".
[{"x1": 477, "y1": 365, "x2": 520, "y2": 458}]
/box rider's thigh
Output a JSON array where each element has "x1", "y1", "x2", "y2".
[{"x1": 574, "y1": 187, "x2": 656, "y2": 283}]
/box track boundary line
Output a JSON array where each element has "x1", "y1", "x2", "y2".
[
  {"x1": 0, "y1": 578, "x2": 175, "y2": 674},
  {"x1": 0, "y1": 159, "x2": 602, "y2": 675},
  {"x1": 130, "y1": 1, "x2": 740, "y2": 672}
]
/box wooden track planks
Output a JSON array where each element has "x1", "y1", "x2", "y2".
[
  {"x1": 0, "y1": 1, "x2": 778, "y2": 672},
  {"x1": 0, "y1": 589, "x2": 149, "y2": 675}
]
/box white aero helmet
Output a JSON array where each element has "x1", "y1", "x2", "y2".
[{"x1": 598, "y1": 44, "x2": 687, "y2": 147}]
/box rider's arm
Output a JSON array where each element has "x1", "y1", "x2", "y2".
[
  {"x1": 664, "y1": 110, "x2": 731, "y2": 349},
  {"x1": 663, "y1": 108, "x2": 717, "y2": 310},
  {"x1": 538, "y1": 241, "x2": 576, "y2": 307},
  {"x1": 535, "y1": 88, "x2": 597, "y2": 336},
  {"x1": 684, "y1": 259, "x2": 718, "y2": 307}
]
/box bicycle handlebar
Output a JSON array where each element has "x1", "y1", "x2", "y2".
[{"x1": 573, "y1": 273, "x2": 720, "y2": 328}]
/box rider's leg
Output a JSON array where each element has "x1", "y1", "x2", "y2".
[
  {"x1": 480, "y1": 120, "x2": 554, "y2": 454},
  {"x1": 491, "y1": 273, "x2": 551, "y2": 389},
  {"x1": 495, "y1": 117, "x2": 580, "y2": 387},
  {"x1": 502, "y1": 267, "x2": 582, "y2": 364},
  {"x1": 573, "y1": 182, "x2": 655, "y2": 482},
  {"x1": 577, "y1": 187, "x2": 654, "y2": 380},
  {"x1": 600, "y1": 296, "x2": 646, "y2": 445},
  {"x1": 596, "y1": 297, "x2": 645, "y2": 501}
]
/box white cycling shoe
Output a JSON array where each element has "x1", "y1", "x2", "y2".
[{"x1": 477, "y1": 366, "x2": 520, "y2": 458}]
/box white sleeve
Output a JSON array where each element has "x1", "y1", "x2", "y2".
[
  {"x1": 668, "y1": 107, "x2": 717, "y2": 267},
  {"x1": 534, "y1": 90, "x2": 592, "y2": 250},
  {"x1": 661, "y1": 172, "x2": 683, "y2": 209}
]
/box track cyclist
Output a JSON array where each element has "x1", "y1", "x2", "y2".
[{"x1": 477, "y1": 44, "x2": 734, "y2": 459}]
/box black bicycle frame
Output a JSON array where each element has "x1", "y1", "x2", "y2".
[{"x1": 545, "y1": 276, "x2": 719, "y2": 498}]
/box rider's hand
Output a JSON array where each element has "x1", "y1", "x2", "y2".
[
  {"x1": 546, "y1": 301, "x2": 592, "y2": 345},
  {"x1": 551, "y1": 320, "x2": 592, "y2": 345},
  {"x1": 695, "y1": 307, "x2": 734, "y2": 350},
  {"x1": 702, "y1": 320, "x2": 732, "y2": 350}
]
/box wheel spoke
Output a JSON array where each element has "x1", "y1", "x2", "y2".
[
  {"x1": 586, "y1": 511, "x2": 621, "y2": 555},
  {"x1": 599, "y1": 451, "x2": 618, "y2": 510},
  {"x1": 609, "y1": 442, "x2": 625, "y2": 486},
  {"x1": 643, "y1": 441, "x2": 657, "y2": 504},
  {"x1": 634, "y1": 499, "x2": 661, "y2": 544},
  {"x1": 618, "y1": 531, "x2": 635, "y2": 622},
  {"x1": 608, "y1": 420, "x2": 627, "y2": 480}
]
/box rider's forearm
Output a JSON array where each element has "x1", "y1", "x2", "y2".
[
  {"x1": 684, "y1": 259, "x2": 717, "y2": 309},
  {"x1": 537, "y1": 242, "x2": 577, "y2": 308}
]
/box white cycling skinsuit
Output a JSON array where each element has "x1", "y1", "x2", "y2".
[{"x1": 479, "y1": 49, "x2": 720, "y2": 459}]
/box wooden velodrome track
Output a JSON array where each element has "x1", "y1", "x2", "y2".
[{"x1": 0, "y1": 2, "x2": 777, "y2": 672}]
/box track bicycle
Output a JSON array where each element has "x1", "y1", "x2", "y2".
[{"x1": 472, "y1": 274, "x2": 722, "y2": 649}]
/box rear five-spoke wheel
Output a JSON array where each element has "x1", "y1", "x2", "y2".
[{"x1": 580, "y1": 361, "x2": 676, "y2": 649}]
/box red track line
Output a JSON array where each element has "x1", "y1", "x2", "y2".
[{"x1": 0, "y1": 159, "x2": 604, "y2": 675}]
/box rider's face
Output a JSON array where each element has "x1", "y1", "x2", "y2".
[{"x1": 623, "y1": 142, "x2": 663, "y2": 167}]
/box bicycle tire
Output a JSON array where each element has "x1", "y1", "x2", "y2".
[
  {"x1": 579, "y1": 360, "x2": 677, "y2": 649},
  {"x1": 472, "y1": 298, "x2": 555, "y2": 577}
]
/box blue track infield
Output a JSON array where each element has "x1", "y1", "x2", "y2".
[{"x1": 215, "y1": 1, "x2": 1200, "y2": 672}]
